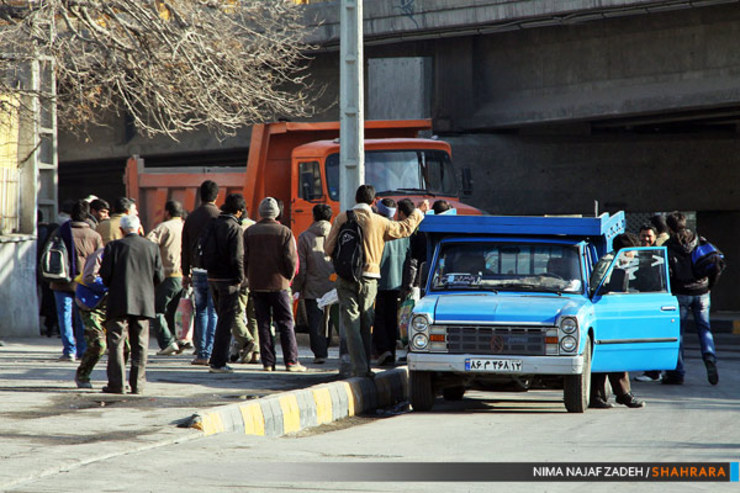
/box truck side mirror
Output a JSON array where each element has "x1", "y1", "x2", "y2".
[{"x1": 461, "y1": 168, "x2": 473, "y2": 196}]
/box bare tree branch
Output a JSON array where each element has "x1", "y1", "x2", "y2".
[{"x1": 0, "y1": 0, "x2": 320, "y2": 139}]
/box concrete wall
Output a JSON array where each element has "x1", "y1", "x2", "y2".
[{"x1": 0, "y1": 237, "x2": 39, "y2": 336}]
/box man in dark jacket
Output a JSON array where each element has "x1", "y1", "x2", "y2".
[
  {"x1": 202, "y1": 193, "x2": 246, "y2": 373},
  {"x1": 662, "y1": 211, "x2": 719, "y2": 386},
  {"x1": 181, "y1": 180, "x2": 220, "y2": 365},
  {"x1": 245, "y1": 197, "x2": 305, "y2": 372},
  {"x1": 100, "y1": 215, "x2": 164, "y2": 394}
]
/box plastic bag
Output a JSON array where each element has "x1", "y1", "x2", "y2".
[
  {"x1": 397, "y1": 290, "x2": 418, "y2": 345},
  {"x1": 175, "y1": 287, "x2": 194, "y2": 343},
  {"x1": 317, "y1": 288, "x2": 338, "y2": 309}
]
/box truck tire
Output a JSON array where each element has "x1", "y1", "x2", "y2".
[
  {"x1": 563, "y1": 337, "x2": 591, "y2": 413},
  {"x1": 410, "y1": 370, "x2": 435, "y2": 411},
  {"x1": 442, "y1": 385, "x2": 465, "y2": 401}
]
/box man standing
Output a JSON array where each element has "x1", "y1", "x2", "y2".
[
  {"x1": 97, "y1": 197, "x2": 136, "y2": 245},
  {"x1": 245, "y1": 197, "x2": 305, "y2": 372},
  {"x1": 181, "y1": 180, "x2": 220, "y2": 366},
  {"x1": 50, "y1": 199, "x2": 104, "y2": 361},
  {"x1": 100, "y1": 215, "x2": 163, "y2": 394},
  {"x1": 373, "y1": 198, "x2": 410, "y2": 367},
  {"x1": 634, "y1": 223, "x2": 662, "y2": 383},
  {"x1": 147, "y1": 200, "x2": 186, "y2": 356},
  {"x1": 294, "y1": 204, "x2": 335, "y2": 364},
  {"x1": 201, "y1": 194, "x2": 248, "y2": 373},
  {"x1": 663, "y1": 212, "x2": 720, "y2": 386},
  {"x1": 325, "y1": 185, "x2": 428, "y2": 378}
]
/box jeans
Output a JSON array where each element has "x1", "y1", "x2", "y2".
[
  {"x1": 192, "y1": 270, "x2": 217, "y2": 359},
  {"x1": 336, "y1": 277, "x2": 378, "y2": 377},
  {"x1": 671, "y1": 293, "x2": 715, "y2": 378},
  {"x1": 53, "y1": 290, "x2": 86, "y2": 358}
]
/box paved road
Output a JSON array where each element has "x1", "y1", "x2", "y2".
[{"x1": 4, "y1": 335, "x2": 739, "y2": 492}]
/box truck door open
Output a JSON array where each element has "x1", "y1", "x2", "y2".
[{"x1": 590, "y1": 247, "x2": 680, "y2": 372}]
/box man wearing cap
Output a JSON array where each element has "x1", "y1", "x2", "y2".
[
  {"x1": 244, "y1": 197, "x2": 305, "y2": 372},
  {"x1": 100, "y1": 214, "x2": 164, "y2": 394}
]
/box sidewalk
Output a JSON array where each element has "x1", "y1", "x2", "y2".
[{"x1": 0, "y1": 335, "x2": 406, "y2": 490}]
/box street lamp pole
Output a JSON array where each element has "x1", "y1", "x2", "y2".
[{"x1": 339, "y1": 0, "x2": 364, "y2": 212}]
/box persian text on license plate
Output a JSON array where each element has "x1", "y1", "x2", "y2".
[{"x1": 465, "y1": 358, "x2": 523, "y2": 372}]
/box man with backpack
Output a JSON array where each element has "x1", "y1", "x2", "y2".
[
  {"x1": 663, "y1": 211, "x2": 725, "y2": 386},
  {"x1": 325, "y1": 185, "x2": 428, "y2": 378}
]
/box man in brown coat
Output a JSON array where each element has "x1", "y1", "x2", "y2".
[
  {"x1": 51, "y1": 199, "x2": 104, "y2": 361},
  {"x1": 244, "y1": 197, "x2": 305, "y2": 372}
]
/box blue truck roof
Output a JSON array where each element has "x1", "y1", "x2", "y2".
[{"x1": 419, "y1": 212, "x2": 625, "y2": 257}]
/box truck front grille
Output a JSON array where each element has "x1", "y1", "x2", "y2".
[{"x1": 445, "y1": 326, "x2": 546, "y2": 355}]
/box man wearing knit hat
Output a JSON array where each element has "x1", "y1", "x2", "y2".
[{"x1": 244, "y1": 197, "x2": 306, "y2": 372}]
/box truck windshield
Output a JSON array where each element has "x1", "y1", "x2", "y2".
[
  {"x1": 325, "y1": 150, "x2": 457, "y2": 201},
  {"x1": 431, "y1": 242, "x2": 583, "y2": 294}
]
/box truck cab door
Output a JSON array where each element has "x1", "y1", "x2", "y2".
[
  {"x1": 589, "y1": 247, "x2": 680, "y2": 373},
  {"x1": 291, "y1": 160, "x2": 325, "y2": 235}
]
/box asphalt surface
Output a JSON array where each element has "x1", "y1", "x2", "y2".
[{"x1": 0, "y1": 334, "x2": 342, "y2": 490}]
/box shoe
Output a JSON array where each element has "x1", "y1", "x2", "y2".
[
  {"x1": 229, "y1": 339, "x2": 241, "y2": 363},
  {"x1": 313, "y1": 357, "x2": 326, "y2": 364},
  {"x1": 101, "y1": 385, "x2": 124, "y2": 394},
  {"x1": 634, "y1": 373, "x2": 661, "y2": 383},
  {"x1": 376, "y1": 351, "x2": 394, "y2": 367},
  {"x1": 263, "y1": 365, "x2": 276, "y2": 372},
  {"x1": 175, "y1": 340, "x2": 193, "y2": 354},
  {"x1": 156, "y1": 342, "x2": 179, "y2": 356},
  {"x1": 250, "y1": 353, "x2": 261, "y2": 364},
  {"x1": 286, "y1": 363, "x2": 307, "y2": 372},
  {"x1": 75, "y1": 375, "x2": 93, "y2": 389},
  {"x1": 661, "y1": 375, "x2": 684, "y2": 385},
  {"x1": 588, "y1": 398, "x2": 613, "y2": 409},
  {"x1": 190, "y1": 358, "x2": 209, "y2": 366},
  {"x1": 616, "y1": 392, "x2": 646, "y2": 408},
  {"x1": 704, "y1": 359, "x2": 719, "y2": 385},
  {"x1": 239, "y1": 341, "x2": 256, "y2": 364},
  {"x1": 209, "y1": 365, "x2": 234, "y2": 374},
  {"x1": 58, "y1": 354, "x2": 76, "y2": 362}
]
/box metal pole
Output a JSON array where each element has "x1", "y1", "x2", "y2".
[{"x1": 339, "y1": 0, "x2": 364, "y2": 212}]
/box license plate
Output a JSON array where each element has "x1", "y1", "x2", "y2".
[{"x1": 465, "y1": 358, "x2": 523, "y2": 372}]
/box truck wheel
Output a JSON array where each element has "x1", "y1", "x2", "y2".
[
  {"x1": 563, "y1": 337, "x2": 591, "y2": 413},
  {"x1": 410, "y1": 371, "x2": 435, "y2": 411},
  {"x1": 442, "y1": 386, "x2": 465, "y2": 401}
]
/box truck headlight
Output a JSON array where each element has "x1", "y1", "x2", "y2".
[
  {"x1": 559, "y1": 317, "x2": 578, "y2": 334},
  {"x1": 560, "y1": 336, "x2": 577, "y2": 352},
  {"x1": 411, "y1": 333, "x2": 429, "y2": 351},
  {"x1": 411, "y1": 314, "x2": 429, "y2": 332}
]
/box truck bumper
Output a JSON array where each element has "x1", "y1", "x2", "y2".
[{"x1": 407, "y1": 353, "x2": 584, "y2": 375}]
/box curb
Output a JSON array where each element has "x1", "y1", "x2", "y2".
[{"x1": 189, "y1": 367, "x2": 409, "y2": 436}]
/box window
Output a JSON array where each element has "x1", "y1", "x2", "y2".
[
  {"x1": 298, "y1": 161, "x2": 322, "y2": 201},
  {"x1": 595, "y1": 249, "x2": 668, "y2": 294}
]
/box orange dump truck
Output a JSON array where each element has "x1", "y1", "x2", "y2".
[{"x1": 126, "y1": 119, "x2": 478, "y2": 235}]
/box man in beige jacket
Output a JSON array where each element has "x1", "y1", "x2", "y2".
[
  {"x1": 325, "y1": 185, "x2": 428, "y2": 378},
  {"x1": 146, "y1": 200, "x2": 185, "y2": 355}
]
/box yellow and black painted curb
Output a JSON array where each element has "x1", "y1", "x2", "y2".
[{"x1": 190, "y1": 367, "x2": 408, "y2": 437}]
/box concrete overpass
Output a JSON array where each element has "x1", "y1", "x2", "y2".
[{"x1": 58, "y1": 0, "x2": 740, "y2": 309}]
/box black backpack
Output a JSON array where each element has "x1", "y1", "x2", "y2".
[
  {"x1": 691, "y1": 236, "x2": 726, "y2": 281},
  {"x1": 332, "y1": 210, "x2": 365, "y2": 283},
  {"x1": 39, "y1": 233, "x2": 72, "y2": 283},
  {"x1": 196, "y1": 219, "x2": 219, "y2": 272}
]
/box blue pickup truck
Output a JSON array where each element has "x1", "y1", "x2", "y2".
[{"x1": 407, "y1": 212, "x2": 680, "y2": 413}]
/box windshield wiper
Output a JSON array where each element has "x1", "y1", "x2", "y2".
[{"x1": 377, "y1": 188, "x2": 437, "y2": 197}]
